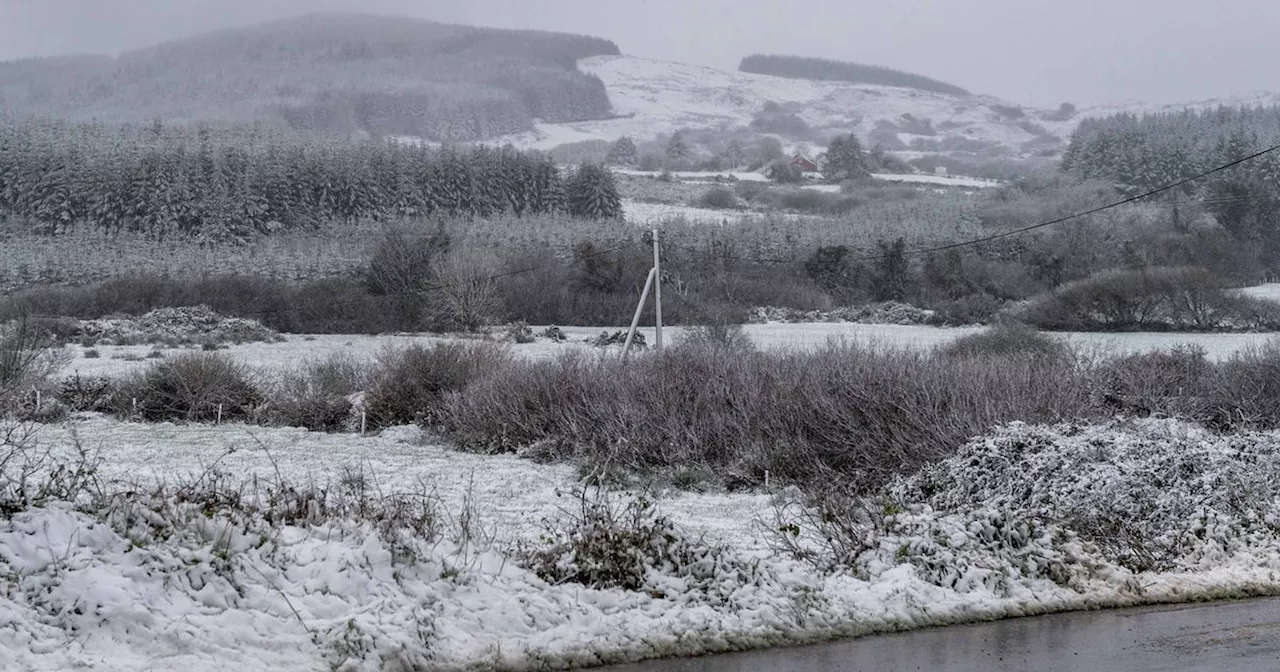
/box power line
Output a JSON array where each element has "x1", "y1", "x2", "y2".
[
  {"x1": 866, "y1": 143, "x2": 1280, "y2": 260},
  {"x1": 665, "y1": 142, "x2": 1280, "y2": 265}
]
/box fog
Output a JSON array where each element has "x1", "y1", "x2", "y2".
[{"x1": 1, "y1": 0, "x2": 1277, "y2": 107}]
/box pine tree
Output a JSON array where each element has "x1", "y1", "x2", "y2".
[
  {"x1": 665, "y1": 131, "x2": 689, "y2": 163},
  {"x1": 605, "y1": 136, "x2": 639, "y2": 166},
  {"x1": 566, "y1": 163, "x2": 622, "y2": 219},
  {"x1": 821, "y1": 134, "x2": 869, "y2": 182}
]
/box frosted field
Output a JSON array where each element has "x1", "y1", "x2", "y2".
[
  {"x1": 61, "y1": 322, "x2": 1280, "y2": 382},
  {"x1": 7, "y1": 417, "x2": 1280, "y2": 671},
  {"x1": 10, "y1": 310, "x2": 1280, "y2": 670}
]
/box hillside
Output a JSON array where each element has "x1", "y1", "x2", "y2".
[
  {"x1": 739, "y1": 54, "x2": 971, "y2": 97},
  {"x1": 0, "y1": 13, "x2": 620, "y2": 141},
  {"x1": 497, "y1": 55, "x2": 1071, "y2": 159},
  {"x1": 497, "y1": 55, "x2": 1280, "y2": 170}
]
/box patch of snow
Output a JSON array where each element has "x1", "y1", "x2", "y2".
[
  {"x1": 870, "y1": 173, "x2": 1002, "y2": 188},
  {"x1": 623, "y1": 200, "x2": 750, "y2": 225}
]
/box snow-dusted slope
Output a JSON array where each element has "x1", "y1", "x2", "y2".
[
  {"x1": 498, "y1": 55, "x2": 1280, "y2": 160},
  {"x1": 500, "y1": 55, "x2": 1063, "y2": 155}
]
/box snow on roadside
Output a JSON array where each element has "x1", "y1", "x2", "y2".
[{"x1": 5, "y1": 417, "x2": 1280, "y2": 670}]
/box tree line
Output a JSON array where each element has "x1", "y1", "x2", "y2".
[
  {"x1": 1062, "y1": 106, "x2": 1280, "y2": 269},
  {"x1": 0, "y1": 121, "x2": 623, "y2": 242},
  {"x1": 738, "y1": 54, "x2": 970, "y2": 97}
]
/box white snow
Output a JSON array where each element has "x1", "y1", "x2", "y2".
[
  {"x1": 622, "y1": 200, "x2": 750, "y2": 225},
  {"x1": 486, "y1": 56, "x2": 1052, "y2": 155},
  {"x1": 870, "y1": 173, "x2": 1002, "y2": 188},
  {"x1": 61, "y1": 324, "x2": 1280, "y2": 383},
  {"x1": 6, "y1": 417, "x2": 1280, "y2": 670}
]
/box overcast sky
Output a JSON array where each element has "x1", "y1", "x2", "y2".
[{"x1": 1, "y1": 0, "x2": 1275, "y2": 107}]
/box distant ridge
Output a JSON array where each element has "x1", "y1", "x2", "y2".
[
  {"x1": 0, "y1": 13, "x2": 622, "y2": 141},
  {"x1": 739, "y1": 54, "x2": 970, "y2": 97}
]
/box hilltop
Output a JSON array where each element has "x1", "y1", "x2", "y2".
[{"x1": 0, "y1": 13, "x2": 620, "y2": 141}]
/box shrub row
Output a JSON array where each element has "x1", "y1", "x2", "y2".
[
  {"x1": 1016, "y1": 266, "x2": 1280, "y2": 332},
  {"x1": 36, "y1": 324, "x2": 1280, "y2": 492}
]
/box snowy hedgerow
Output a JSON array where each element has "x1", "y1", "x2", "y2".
[{"x1": 889, "y1": 419, "x2": 1280, "y2": 572}]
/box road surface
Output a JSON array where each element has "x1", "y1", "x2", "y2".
[{"x1": 602, "y1": 598, "x2": 1280, "y2": 672}]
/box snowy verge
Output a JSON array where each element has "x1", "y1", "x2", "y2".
[{"x1": 5, "y1": 419, "x2": 1280, "y2": 670}]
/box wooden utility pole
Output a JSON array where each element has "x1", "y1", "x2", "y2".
[{"x1": 652, "y1": 228, "x2": 663, "y2": 352}]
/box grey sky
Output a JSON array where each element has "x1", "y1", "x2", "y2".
[{"x1": 0, "y1": 0, "x2": 1275, "y2": 107}]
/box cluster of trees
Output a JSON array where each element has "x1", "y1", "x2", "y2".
[
  {"x1": 1062, "y1": 106, "x2": 1280, "y2": 190},
  {"x1": 0, "y1": 121, "x2": 623, "y2": 241},
  {"x1": 1062, "y1": 106, "x2": 1280, "y2": 269},
  {"x1": 739, "y1": 54, "x2": 970, "y2": 97},
  {"x1": 0, "y1": 14, "x2": 620, "y2": 141}
]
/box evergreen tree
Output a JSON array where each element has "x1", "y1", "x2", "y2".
[
  {"x1": 605, "y1": 136, "x2": 638, "y2": 166},
  {"x1": 872, "y1": 237, "x2": 910, "y2": 302},
  {"x1": 665, "y1": 131, "x2": 689, "y2": 163},
  {"x1": 821, "y1": 133, "x2": 869, "y2": 182},
  {"x1": 566, "y1": 163, "x2": 622, "y2": 219}
]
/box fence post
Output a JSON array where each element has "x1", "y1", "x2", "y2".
[
  {"x1": 623, "y1": 268, "x2": 657, "y2": 360},
  {"x1": 217, "y1": 404, "x2": 223, "y2": 425},
  {"x1": 652, "y1": 228, "x2": 663, "y2": 352}
]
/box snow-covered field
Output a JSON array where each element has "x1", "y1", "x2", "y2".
[
  {"x1": 59, "y1": 322, "x2": 1280, "y2": 382},
  {"x1": 870, "y1": 172, "x2": 1002, "y2": 188},
  {"x1": 7, "y1": 416, "x2": 1280, "y2": 671},
  {"x1": 622, "y1": 199, "x2": 749, "y2": 225}
]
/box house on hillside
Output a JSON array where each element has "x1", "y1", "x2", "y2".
[{"x1": 789, "y1": 154, "x2": 820, "y2": 173}]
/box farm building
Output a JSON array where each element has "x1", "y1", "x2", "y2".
[{"x1": 789, "y1": 154, "x2": 820, "y2": 173}]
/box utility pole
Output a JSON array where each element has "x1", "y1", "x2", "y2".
[{"x1": 653, "y1": 228, "x2": 663, "y2": 352}]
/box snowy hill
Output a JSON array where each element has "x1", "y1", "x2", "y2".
[
  {"x1": 497, "y1": 55, "x2": 1280, "y2": 161},
  {"x1": 497, "y1": 55, "x2": 1073, "y2": 157}
]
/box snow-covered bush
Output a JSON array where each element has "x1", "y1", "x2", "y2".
[
  {"x1": 889, "y1": 420, "x2": 1280, "y2": 572},
  {"x1": 519, "y1": 487, "x2": 768, "y2": 600},
  {"x1": 114, "y1": 353, "x2": 264, "y2": 423},
  {"x1": 364, "y1": 342, "x2": 511, "y2": 429},
  {"x1": 264, "y1": 354, "x2": 373, "y2": 432},
  {"x1": 77, "y1": 306, "x2": 281, "y2": 347}
]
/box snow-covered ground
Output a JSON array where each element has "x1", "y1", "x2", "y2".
[
  {"x1": 60, "y1": 322, "x2": 1280, "y2": 382},
  {"x1": 493, "y1": 56, "x2": 1056, "y2": 156},
  {"x1": 870, "y1": 173, "x2": 1002, "y2": 188},
  {"x1": 7, "y1": 416, "x2": 1280, "y2": 671},
  {"x1": 622, "y1": 199, "x2": 750, "y2": 225},
  {"x1": 614, "y1": 168, "x2": 768, "y2": 182}
]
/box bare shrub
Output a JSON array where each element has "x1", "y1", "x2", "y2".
[
  {"x1": 266, "y1": 353, "x2": 373, "y2": 431},
  {"x1": 0, "y1": 318, "x2": 72, "y2": 413},
  {"x1": 114, "y1": 353, "x2": 264, "y2": 423},
  {"x1": 424, "y1": 252, "x2": 505, "y2": 332},
  {"x1": 1099, "y1": 345, "x2": 1215, "y2": 420},
  {"x1": 940, "y1": 323, "x2": 1069, "y2": 360},
  {"x1": 365, "y1": 342, "x2": 510, "y2": 429},
  {"x1": 1017, "y1": 266, "x2": 1260, "y2": 331},
  {"x1": 365, "y1": 225, "x2": 450, "y2": 297},
  {"x1": 697, "y1": 187, "x2": 739, "y2": 210},
  {"x1": 443, "y1": 341, "x2": 1094, "y2": 491}
]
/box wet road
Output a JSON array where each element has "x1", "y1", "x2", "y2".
[{"x1": 603, "y1": 598, "x2": 1280, "y2": 672}]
